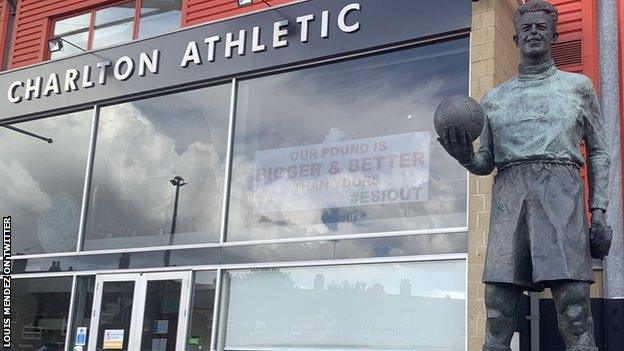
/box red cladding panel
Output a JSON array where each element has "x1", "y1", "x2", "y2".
[
  {"x1": 8, "y1": 0, "x2": 298, "y2": 69},
  {"x1": 550, "y1": 0, "x2": 599, "y2": 86},
  {"x1": 184, "y1": 0, "x2": 296, "y2": 26},
  {"x1": 0, "y1": 0, "x2": 9, "y2": 68},
  {"x1": 549, "y1": 0, "x2": 599, "y2": 219},
  {"x1": 9, "y1": 0, "x2": 118, "y2": 68}
]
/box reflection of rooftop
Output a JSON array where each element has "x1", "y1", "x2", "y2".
[{"x1": 226, "y1": 275, "x2": 465, "y2": 351}]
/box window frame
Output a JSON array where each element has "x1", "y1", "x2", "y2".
[
  {"x1": 47, "y1": 0, "x2": 183, "y2": 60},
  {"x1": 11, "y1": 34, "x2": 470, "y2": 261},
  {"x1": 225, "y1": 39, "x2": 471, "y2": 241}
]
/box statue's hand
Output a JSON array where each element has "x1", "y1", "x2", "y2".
[
  {"x1": 590, "y1": 209, "x2": 612, "y2": 259},
  {"x1": 437, "y1": 126, "x2": 474, "y2": 165}
]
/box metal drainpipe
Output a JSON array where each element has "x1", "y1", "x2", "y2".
[
  {"x1": 529, "y1": 292, "x2": 540, "y2": 351},
  {"x1": 597, "y1": 0, "x2": 624, "y2": 348}
]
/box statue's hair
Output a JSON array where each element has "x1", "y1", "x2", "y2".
[{"x1": 514, "y1": 0, "x2": 559, "y2": 31}]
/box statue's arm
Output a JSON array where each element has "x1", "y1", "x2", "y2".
[
  {"x1": 462, "y1": 114, "x2": 495, "y2": 176},
  {"x1": 582, "y1": 78, "x2": 610, "y2": 212}
]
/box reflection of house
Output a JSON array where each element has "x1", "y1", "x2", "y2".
[{"x1": 225, "y1": 272, "x2": 464, "y2": 351}]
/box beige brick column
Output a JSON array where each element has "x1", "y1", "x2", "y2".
[{"x1": 468, "y1": 0, "x2": 522, "y2": 350}]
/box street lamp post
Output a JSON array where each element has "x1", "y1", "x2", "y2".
[{"x1": 164, "y1": 176, "x2": 187, "y2": 267}]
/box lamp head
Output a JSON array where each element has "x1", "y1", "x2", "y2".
[
  {"x1": 48, "y1": 37, "x2": 64, "y2": 53},
  {"x1": 170, "y1": 176, "x2": 187, "y2": 187}
]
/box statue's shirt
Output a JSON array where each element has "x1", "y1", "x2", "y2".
[{"x1": 467, "y1": 60, "x2": 610, "y2": 210}]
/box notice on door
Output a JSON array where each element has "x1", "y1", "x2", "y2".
[
  {"x1": 252, "y1": 132, "x2": 430, "y2": 213},
  {"x1": 75, "y1": 327, "x2": 87, "y2": 346},
  {"x1": 103, "y1": 329, "x2": 124, "y2": 349}
]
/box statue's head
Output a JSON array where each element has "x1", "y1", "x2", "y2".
[{"x1": 513, "y1": 0, "x2": 559, "y2": 62}]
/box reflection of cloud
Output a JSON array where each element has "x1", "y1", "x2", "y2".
[
  {"x1": 323, "y1": 127, "x2": 352, "y2": 143},
  {"x1": 228, "y1": 41, "x2": 469, "y2": 241},
  {"x1": 87, "y1": 86, "x2": 229, "y2": 248},
  {"x1": 0, "y1": 112, "x2": 92, "y2": 254},
  {"x1": 0, "y1": 159, "x2": 51, "y2": 214}
]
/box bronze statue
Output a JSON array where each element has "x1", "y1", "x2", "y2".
[{"x1": 437, "y1": 1, "x2": 612, "y2": 350}]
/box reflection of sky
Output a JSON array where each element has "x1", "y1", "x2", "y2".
[
  {"x1": 84, "y1": 84, "x2": 230, "y2": 250},
  {"x1": 229, "y1": 37, "x2": 470, "y2": 241},
  {"x1": 138, "y1": 0, "x2": 182, "y2": 39},
  {"x1": 0, "y1": 112, "x2": 92, "y2": 255}
]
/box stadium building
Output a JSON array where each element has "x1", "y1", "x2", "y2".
[{"x1": 0, "y1": 0, "x2": 622, "y2": 350}]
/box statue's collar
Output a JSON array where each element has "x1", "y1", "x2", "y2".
[{"x1": 518, "y1": 59, "x2": 557, "y2": 80}]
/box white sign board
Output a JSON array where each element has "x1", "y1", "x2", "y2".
[
  {"x1": 252, "y1": 132, "x2": 430, "y2": 213},
  {"x1": 103, "y1": 329, "x2": 124, "y2": 349}
]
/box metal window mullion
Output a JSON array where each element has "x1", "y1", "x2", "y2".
[
  {"x1": 210, "y1": 268, "x2": 223, "y2": 351},
  {"x1": 181, "y1": 270, "x2": 195, "y2": 351},
  {"x1": 220, "y1": 79, "x2": 238, "y2": 244},
  {"x1": 79, "y1": 105, "x2": 100, "y2": 245},
  {"x1": 63, "y1": 274, "x2": 78, "y2": 351},
  {"x1": 11, "y1": 253, "x2": 468, "y2": 280},
  {"x1": 87, "y1": 276, "x2": 104, "y2": 351},
  {"x1": 13, "y1": 226, "x2": 468, "y2": 260},
  {"x1": 87, "y1": 9, "x2": 96, "y2": 51},
  {"x1": 130, "y1": 274, "x2": 148, "y2": 350},
  {"x1": 77, "y1": 105, "x2": 100, "y2": 252},
  {"x1": 133, "y1": 0, "x2": 143, "y2": 40}
]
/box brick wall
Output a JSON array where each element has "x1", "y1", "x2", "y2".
[{"x1": 468, "y1": 0, "x2": 521, "y2": 349}]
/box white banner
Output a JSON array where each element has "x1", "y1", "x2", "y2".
[{"x1": 252, "y1": 132, "x2": 430, "y2": 213}]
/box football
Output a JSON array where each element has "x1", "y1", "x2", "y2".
[{"x1": 434, "y1": 95, "x2": 485, "y2": 142}]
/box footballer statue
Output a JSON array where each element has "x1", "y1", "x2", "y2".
[{"x1": 435, "y1": 1, "x2": 612, "y2": 350}]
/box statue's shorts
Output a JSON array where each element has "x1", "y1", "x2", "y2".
[{"x1": 482, "y1": 161, "x2": 594, "y2": 291}]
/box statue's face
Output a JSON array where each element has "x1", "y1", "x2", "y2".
[{"x1": 513, "y1": 11, "x2": 558, "y2": 60}]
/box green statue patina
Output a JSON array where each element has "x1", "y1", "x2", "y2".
[{"x1": 437, "y1": 1, "x2": 612, "y2": 350}]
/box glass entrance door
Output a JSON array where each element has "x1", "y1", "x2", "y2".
[{"x1": 87, "y1": 272, "x2": 191, "y2": 351}]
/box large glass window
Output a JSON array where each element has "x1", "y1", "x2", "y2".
[
  {"x1": 50, "y1": 13, "x2": 91, "y2": 59},
  {"x1": 217, "y1": 261, "x2": 466, "y2": 351},
  {"x1": 49, "y1": 0, "x2": 182, "y2": 59},
  {"x1": 12, "y1": 277, "x2": 73, "y2": 351},
  {"x1": 139, "y1": 0, "x2": 183, "y2": 39},
  {"x1": 227, "y1": 38, "x2": 469, "y2": 241},
  {"x1": 84, "y1": 84, "x2": 231, "y2": 250},
  {"x1": 0, "y1": 111, "x2": 93, "y2": 255},
  {"x1": 92, "y1": 1, "x2": 137, "y2": 50},
  {"x1": 188, "y1": 271, "x2": 218, "y2": 351},
  {"x1": 68, "y1": 276, "x2": 96, "y2": 350}
]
